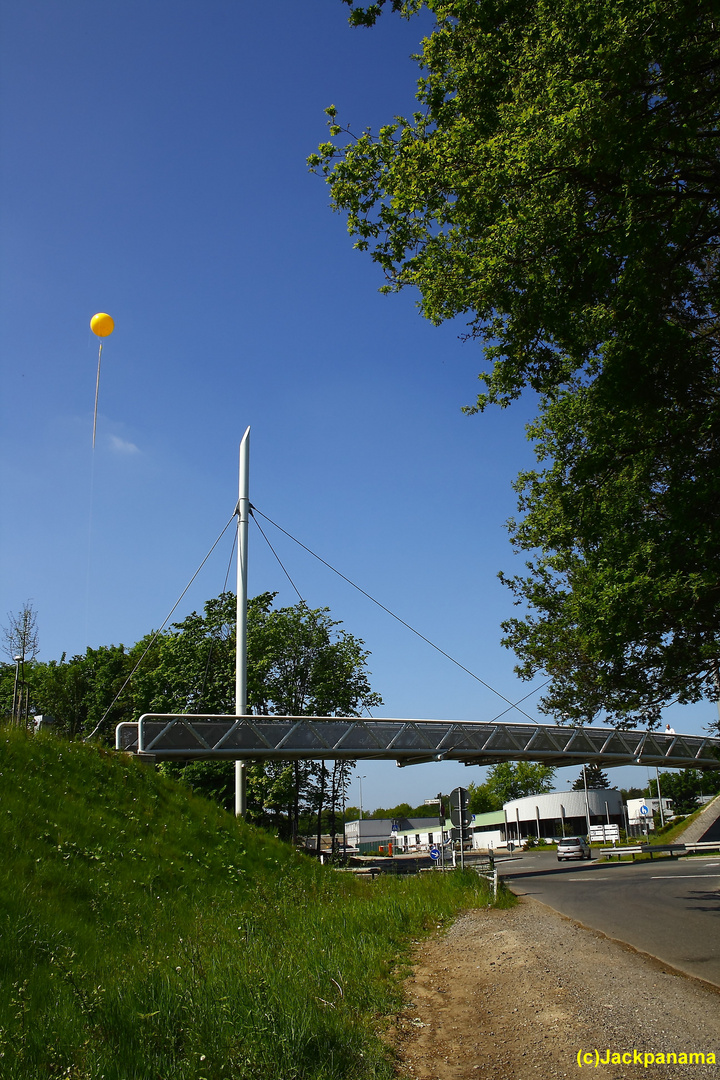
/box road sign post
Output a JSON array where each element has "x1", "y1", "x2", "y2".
[{"x1": 450, "y1": 786, "x2": 472, "y2": 870}]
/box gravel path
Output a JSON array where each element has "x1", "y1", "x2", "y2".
[{"x1": 391, "y1": 897, "x2": 720, "y2": 1079}]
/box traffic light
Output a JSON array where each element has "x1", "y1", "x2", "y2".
[{"x1": 450, "y1": 787, "x2": 472, "y2": 843}]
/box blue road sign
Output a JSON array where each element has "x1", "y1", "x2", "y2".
[
  {"x1": 639, "y1": 804, "x2": 650, "y2": 816},
  {"x1": 430, "y1": 846, "x2": 440, "y2": 861}
]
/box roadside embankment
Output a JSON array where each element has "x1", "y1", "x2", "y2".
[{"x1": 392, "y1": 898, "x2": 720, "y2": 1079}]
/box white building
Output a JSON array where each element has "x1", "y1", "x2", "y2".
[
  {"x1": 345, "y1": 787, "x2": 628, "y2": 854},
  {"x1": 389, "y1": 810, "x2": 508, "y2": 853},
  {"x1": 504, "y1": 788, "x2": 624, "y2": 842},
  {"x1": 467, "y1": 810, "x2": 507, "y2": 851},
  {"x1": 390, "y1": 817, "x2": 446, "y2": 853},
  {"x1": 343, "y1": 818, "x2": 395, "y2": 853},
  {"x1": 627, "y1": 797, "x2": 674, "y2": 830}
]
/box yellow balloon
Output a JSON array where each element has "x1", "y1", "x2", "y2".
[{"x1": 90, "y1": 312, "x2": 114, "y2": 337}]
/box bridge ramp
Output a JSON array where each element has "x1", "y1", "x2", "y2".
[{"x1": 675, "y1": 794, "x2": 720, "y2": 844}]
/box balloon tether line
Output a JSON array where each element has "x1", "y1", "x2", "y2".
[{"x1": 92, "y1": 342, "x2": 103, "y2": 449}]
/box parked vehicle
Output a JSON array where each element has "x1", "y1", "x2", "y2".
[{"x1": 557, "y1": 836, "x2": 591, "y2": 861}]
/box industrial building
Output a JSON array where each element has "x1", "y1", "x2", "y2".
[
  {"x1": 345, "y1": 788, "x2": 628, "y2": 853},
  {"x1": 503, "y1": 789, "x2": 624, "y2": 841}
]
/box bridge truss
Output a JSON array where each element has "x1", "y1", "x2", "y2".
[{"x1": 116, "y1": 715, "x2": 720, "y2": 771}]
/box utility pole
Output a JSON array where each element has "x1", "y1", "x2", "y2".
[
  {"x1": 655, "y1": 767, "x2": 665, "y2": 829},
  {"x1": 235, "y1": 427, "x2": 250, "y2": 817},
  {"x1": 582, "y1": 764, "x2": 592, "y2": 838}
]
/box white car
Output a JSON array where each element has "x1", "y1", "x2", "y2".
[{"x1": 557, "y1": 836, "x2": 591, "y2": 861}]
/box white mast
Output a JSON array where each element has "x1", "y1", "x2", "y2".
[{"x1": 235, "y1": 427, "x2": 250, "y2": 816}]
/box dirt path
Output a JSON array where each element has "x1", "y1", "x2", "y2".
[{"x1": 391, "y1": 898, "x2": 720, "y2": 1079}]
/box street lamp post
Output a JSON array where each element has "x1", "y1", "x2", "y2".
[
  {"x1": 12, "y1": 656, "x2": 21, "y2": 727},
  {"x1": 582, "y1": 764, "x2": 592, "y2": 839},
  {"x1": 357, "y1": 774, "x2": 366, "y2": 820},
  {"x1": 655, "y1": 767, "x2": 665, "y2": 829}
]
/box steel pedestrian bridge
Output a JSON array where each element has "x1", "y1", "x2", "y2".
[{"x1": 116, "y1": 715, "x2": 720, "y2": 771}]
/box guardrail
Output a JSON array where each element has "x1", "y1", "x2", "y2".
[
  {"x1": 473, "y1": 863, "x2": 499, "y2": 898},
  {"x1": 599, "y1": 843, "x2": 702, "y2": 860}
]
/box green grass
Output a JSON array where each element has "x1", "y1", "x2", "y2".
[
  {"x1": 0, "y1": 730, "x2": 508, "y2": 1079},
  {"x1": 654, "y1": 807, "x2": 707, "y2": 843}
]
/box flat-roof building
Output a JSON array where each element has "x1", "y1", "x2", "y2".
[
  {"x1": 345, "y1": 789, "x2": 627, "y2": 854},
  {"x1": 504, "y1": 789, "x2": 623, "y2": 841}
]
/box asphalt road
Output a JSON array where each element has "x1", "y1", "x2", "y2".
[{"x1": 497, "y1": 850, "x2": 720, "y2": 987}]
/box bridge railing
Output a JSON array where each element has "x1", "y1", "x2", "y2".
[{"x1": 115, "y1": 714, "x2": 720, "y2": 771}]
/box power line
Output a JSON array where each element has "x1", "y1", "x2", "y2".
[{"x1": 198, "y1": 526, "x2": 239, "y2": 710}]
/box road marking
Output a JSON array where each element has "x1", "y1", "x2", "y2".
[
  {"x1": 650, "y1": 874, "x2": 720, "y2": 879},
  {"x1": 565, "y1": 876, "x2": 611, "y2": 881}
]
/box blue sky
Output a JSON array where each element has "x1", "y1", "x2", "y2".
[{"x1": 1, "y1": 1, "x2": 714, "y2": 810}]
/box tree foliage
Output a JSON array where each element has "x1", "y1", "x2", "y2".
[
  {"x1": 316, "y1": 1, "x2": 720, "y2": 726},
  {"x1": 10, "y1": 592, "x2": 381, "y2": 835},
  {"x1": 648, "y1": 768, "x2": 720, "y2": 816},
  {"x1": 467, "y1": 780, "x2": 502, "y2": 815},
  {"x1": 468, "y1": 761, "x2": 556, "y2": 812},
  {"x1": 367, "y1": 801, "x2": 440, "y2": 819},
  {"x1": 571, "y1": 764, "x2": 610, "y2": 791},
  {"x1": 2, "y1": 601, "x2": 39, "y2": 662},
  {"x1": 31, "y1": 645, "x2": 131, "y2": 738},
  {"x1": 141, "y1": 592, "x2": 380, "y2": 835}
]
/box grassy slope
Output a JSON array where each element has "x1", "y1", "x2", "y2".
[{"x1": 0, "y1": 731, "x2": 501, "y2": 1080}]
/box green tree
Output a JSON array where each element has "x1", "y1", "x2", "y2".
[
  {"x1": 142, "y1": 592, "x2": 382, "y2": 834},
  {"x1": 369, "y1": 802, "x2": 439, "y2": 819},
  {"x1": 21, "y1": 593, "x2": 381, "y2": 840},
  {"x1": 315, "y1": 1, "x2": 720, "y2": 725},
  {"x1": 2, "y1": 602, "x2": 40, "y2": 726},
  {"x1": 571, "y1": 764, "x2": 610, "y2": 791},
  {"x1": 648, "y1": 769, "x2": 720, "y2": 816},
  {"x1": 498, "y1": 381, "x2": 720, "y2": 725},
  {"x1": 467, "y1": 781, "x2": 502, "y2": 815},
  {"x1": 620, "y1": 787, "x2": 646, "y2": 803},
  {"x1": 2, "y1": 601, "x2": 39, "y2": 663},
  {"x1": 30, "y1": 645, "x2": 134, "y2": 739},
  {"x1": 30, "y1": 654, "x2": 90, "y2": 738},
  {"x1": 128, "y1": 592, "x2": 239, "y2": 717},
  {"x1": 484, "y1": 761, "x2": 556, "y2": 804}
]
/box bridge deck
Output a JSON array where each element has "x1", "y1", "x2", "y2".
[{"x1": 116, "y1": 715, "x2": 720, "y2": 770}]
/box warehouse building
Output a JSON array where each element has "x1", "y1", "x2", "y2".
[
  {"x1": 345, "y1": 789, "x2": 625, "y2": 853},
  {"x1": 503, "y1": 788, "x2": 624, "y2": 842}
]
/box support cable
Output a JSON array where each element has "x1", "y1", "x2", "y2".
[
  {"x1": 85, "y1": 512, "x2": 237, "y2": 742},
  {"x1": 487, "y1": 679, "x2": 551, "y2": 725},
  {"x1": 251, "y1": 513, "x2": 306, "y2": 606},
  {"x1": 252, "y1": 511, "x2": 379, "y2": 721},
  {"x1": 250, "y1": 505, "x2": 543, "y2": 724},
  {"x1": 197, "y1": 529, "x2": 238, "y2": 710}
]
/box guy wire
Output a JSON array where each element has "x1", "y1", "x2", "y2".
[
  {"x1": 85, "y1": 511, "x2": 237, "y2": 741},
  {"x1": 250, "y1": 505, "x2": 543, "y2": 724}
]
